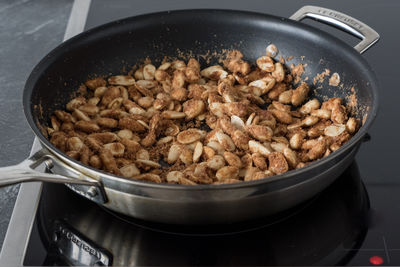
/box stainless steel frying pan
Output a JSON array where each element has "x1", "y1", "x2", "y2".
[{"x1": 0, "y1": 6, "x2": 379, "y2": 224}]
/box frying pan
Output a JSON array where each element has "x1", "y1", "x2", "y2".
[{"x1": 0, "y1": 6, "x2": 379, "y2": 224}]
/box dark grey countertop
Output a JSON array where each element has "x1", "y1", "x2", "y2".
[{"x1": 0, "y1": 0, "x2": 73, "y2": 250}]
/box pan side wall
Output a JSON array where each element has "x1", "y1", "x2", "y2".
[{"x1": 102, "y1": 145, "x2": 360, "y2": 224}]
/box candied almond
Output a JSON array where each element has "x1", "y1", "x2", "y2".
[
  {"x1": 346, "y1": 117, "x2": 358, "y2": 134},
  {"x1": 218, "y1": 117, "x2": 236, "y2": 135},
  {"x1": 183, "y1": 99, "x2": 205, "y2": 120},
  {"x1": 158, "y1": 62, "x2": 171, "y2": 71},
  {"x1": 97, "y1": 117, "x2": 118, "y2": 128},
  {"x1": 324, "y1": 124, "x2": 346, "y2": 137},
  {"x1": 270, "y1": 142, "x2": 287, "y2": 153},
  {"x1": 164, "y1": 122, "x2": 180, "y2": 136},
  {"x1": 55, "y1": 110, "x2": 76, "y2": 123},
  {"x1": 162, "y1": 110, "x2": 186, "y2": 119},
  {"x1": 292, "y1": 82, "x2": 309, "y2": 106},
  {"x1": 177, "y1": 129, "x2": 205, "y2": 144},
  {"x1": 138, "y1": 96, "x2": 154, "y2": 108},
  {"x1": 249, "y1": 78, "x2": 275, "y2": 95},
  {"x1": 179, "y1": 148, "x2": 193, "y2": 165},
  {"x1": 278, "y1": 90, "x2": 293, "y2": 104},
  {"x1": 166, "y1": 171, "x2": 184, "y2": 183},
  {"x1": 94, "y1": 86, "x2": 108, "y2": 97},
  {"x1": 321, "y1": 98, "x2": 341, "y2": 111},
  {"x1": 67, "y1": 137, "x2": 84, "y2": 152},
  {"x1": 193, "y1": 141, "x2": 203, "y2": 163},
  {"x1": 104, "y1": 142, "x2": 125, "y2": 157},
  {"x1": 120, "y1": 164, "x2": 141, "y2": 178},
  {"x1": 283, "y1": 147, "x2": 298, "y2": 168},
  {"x1": 307, "y1": 139, "x2": 327, "y2": 160},
  {"x1": 289, "y1": 133, "x2": 303, "y2": 150},
  {"x1": 157, "y1": 136, "x2": 173, "y2": 145},
  {"x1": 200, "y1": 65, "x2": 228, "y2": 80},
  {"x1": 311, "y1": 109, "x2": 331, "y2": 119},
  {"x1": 249, "y1": 140, "x2": 272, "y2": 157},
  {"x1": 299, "y1": 99, "x2": 320, "y2": 114},
  {"x1": 272, "y1": 62, "x2": 285, "y2": 82},
  {"x1": 270, "y1": 109, "x2": 292, "y2": 124},
  {"x1": 232, "y1": 130, "x2": 250, "y2": 150},
  {"x1": 271, "y1": 101, "x2": 291, "y2": 113},
  {"x1": 216, "y1": 166, "x2": 239, "y2": 181},
  {"x1": 207, "y1": 155, "x2": 226, "y2": 170},
  {"x1": 118, "y1": 117, "x2": 146, "y2": 132},
  {"x1": 117, "y1": 129, "x2": 133, "y2": 140},
  {"x1": 268, "y1": 152, "x2": 289, "y2": 174},
  {"x1": 203, "y1": 146, "x2": 216, "y2": 159},
  {"x1": 302, "y1": 116, "x2": 319, "y2": 127},
  {"x1": 89, "y1": 155, "x2": 102, "y2": 169},
  {"x1": 331, "y1": 104, "x2": 348, "y2": 124},
  {"x1": 224, "y1": 151, "x2": 242, "y2": 168},
  {"x1": 245, "y1": 125, "x2": 273, "y2": 142},
  {"x1": 266, "y1": 44, "x2": 279, "y2": 57},
  {"x1": 223, "y1": 102, "x2": 248, "y2": 117},
  {"x1": 85, "y1": 77, "x2": 106, "y2": 90},
  {"x1": 108, "y1": 75, "x2": 135, "y2": 86},
  {"x1": 143, "y1": 64, "x2": 156, "y2": 80},
  {"x1": 231, "y1": 115, "x2": 245, "y2": 131},
  {"x1": 216, "y1": 131, "x2": 236, "y2": 151},
  {"x1": 252, "y1": 153, "x2": 268, "y2": 170},
  {"x1": 136, "y1": 149, "x2": 150, "y2": 160},
  {"x1": 99, "y1": 148, "x2": 121, "y2": 175},
  {"x1": 268, "y1": 83, "x2": 287, "y2": 100},
  {"x1": 136, "y1": 80, "x2": 157, "y2": 90},
  {"x1": 168, "y1": 144, "x2": 182, "y2": 164},
  {"x1": 75, "y1": 121, "x2": 99, "y2": 133},
  {"x1": 243, "y1": 167, "x2": 261, "y2": 181},
  {"x1": 79, "y1": 104, "x2": 99, "y2": 116},
  {"x1": 121, "y1": 138, "x2": 140, "y2": 159},
  {"x1": 256, "y1": 56, "x2": 275, "y2": 72},
  {"x1": 66, "y1": 97, "x2": 86, "y2": 111}
]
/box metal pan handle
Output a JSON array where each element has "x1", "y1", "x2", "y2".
[
  {"x1": 0, "y1": 149, "x2": 107, "y2": 204},
  {"x1": 290, "y1": 5, "x2": 379, "y2": 54}
]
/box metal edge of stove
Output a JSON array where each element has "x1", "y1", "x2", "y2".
[{"x1": 0, "y1": 1, "x2": 91, "y2": 266}]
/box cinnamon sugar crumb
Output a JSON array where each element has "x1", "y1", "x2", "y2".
[
  {"x1": 313, "y1": 69, "x2": 331, "y2": 85},
  {"x1": 291, "y1": 64, "x2": 305, "y2": 84}
]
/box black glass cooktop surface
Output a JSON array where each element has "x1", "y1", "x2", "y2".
[
  {"x1": 24, "y1": 163, "x2": 375, "y2": 266},
  {"x1": 21, "y1": 0, "x2": 400, "y2": 266}
]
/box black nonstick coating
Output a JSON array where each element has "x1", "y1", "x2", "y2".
[{"x1": 24, "y1": 9, "x2": 377, "y2": 133}]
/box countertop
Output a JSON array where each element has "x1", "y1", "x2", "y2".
[{"x1": 0, "y1": 0, "x2": 73, "y2": 249}]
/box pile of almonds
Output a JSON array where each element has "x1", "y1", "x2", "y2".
[{"x1": 48, "y1": 47, "x2": 359, "y2": 185}]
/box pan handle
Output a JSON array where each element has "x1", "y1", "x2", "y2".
[
  {"x1": 0, "y1": 149, "x2": 107, "y2": 204},
  {"x1": 290, "y1": 5, "x2": 379, "y2": 54}
]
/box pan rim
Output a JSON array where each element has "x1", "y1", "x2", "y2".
[{"x1": 23, "y1": 8, "x2": 379, "y2": 192}]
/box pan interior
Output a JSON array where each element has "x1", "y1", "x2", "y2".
[{"x1": 24, "y1": 9, "x2": 377, "y2": 177}]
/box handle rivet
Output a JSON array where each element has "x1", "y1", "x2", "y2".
[
  {"x1": 87, "y1": 186, "x2": 98, "y2": 197},
  {"x1": 44, "y1": 159, "x2": 54, "y2": 169}
]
